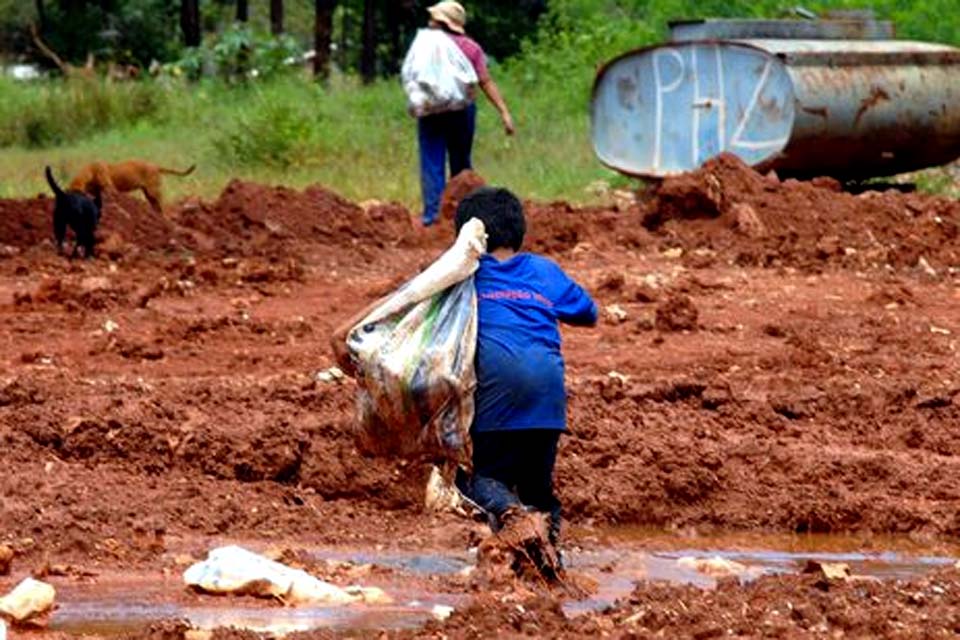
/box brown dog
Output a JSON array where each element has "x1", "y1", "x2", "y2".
[{"x1": 70, "y1": 160, "x2": 196, "y2": 214}]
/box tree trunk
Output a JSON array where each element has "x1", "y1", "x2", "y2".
[
  {"x1": 270, "y1": 0, "x2": 283, "y2": 35},
  {"x1": 385, "y1": 0, "x2": 400, "y2": 75},
  {"x1": 360, "y1": 0, "x2": 376, "y2": 83},
  {"x1": 236, "y1": 0, "x2": 248, "y2": 22},
  {"x1": 338, "y1": 3, "x2": 350, "y2": 70},
  {"x1": 180, "y1": 0, "x2": 200, "y2": 47},
  {"x1": 314, "y1": 0, "x2": 336, "y2": 79},
  {"x1": 35, "y1": 0, "x2": 46, "y2": 30}
]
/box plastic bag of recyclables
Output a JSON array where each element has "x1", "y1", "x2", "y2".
[
  {"x1": 346, "y1": 218, "x2": 486, "y2": 467},
  {"x1": 184, "y1": 546, "x2": 389, "y2": 605},
  {"x1": 401, "y1": 28, "x2": 478, "y2": 117}
]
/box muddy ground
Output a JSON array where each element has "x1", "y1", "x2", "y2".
[{"x1": 2, "y1": 154, "x2": 960, "y2": 637}]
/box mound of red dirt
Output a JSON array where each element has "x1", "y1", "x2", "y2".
[
  {"x1": 0, "y1": 192, "x2": 187, "y2": 256},
  {"x1": 0, "y1": 181, "x2": 420, "y2": 261},
  {"x1": 647, "y1": 153, "x2": 960, "y2": 272},
  {"x1": 0, "y1": 196, "x2": 54, "y2": 249},
  {"x1": 439, "y1": 169, "x2": 487, "y2": 222},
  {"x1": 176, "y1": 180, "x2": 415, "y2": 254},
  {"x1": 525, "y1": 201, "x2": 651, "y2": 255}
]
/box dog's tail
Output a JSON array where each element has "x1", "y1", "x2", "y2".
[
  {"x1": 158, "y1": 164, "x2": 196, "y2": 177},
  {"x1": 44, "y1": 166, "x2": 66, "y2": 199}
]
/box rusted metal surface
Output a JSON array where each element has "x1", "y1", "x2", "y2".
[
  {"x1": 752, "y1": 40, "x2": 960, "y2": 177},
  {"x1": 591, "y1": 24, "x2": 960, "y2": 179},
  {"x1": 670, "y1": 18, "x2": 895, "y2": 41}
]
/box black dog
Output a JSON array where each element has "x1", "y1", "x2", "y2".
[{"x1": 45, "y1": 166, "x2": 101, "y2": 258}]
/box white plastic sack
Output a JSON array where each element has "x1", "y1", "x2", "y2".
[
  {"x1": 347, "y1": 219, "x2": 486, "y2": 464},
  {"x1": 401, "y1": 28, "x2": 478, "y2": 117},
  {"x1": 0, "y1": 578, "x2": 55, "y2": 624},
  {"x1": 183, "y1": 546, "x2": 389, "y2": 605}
]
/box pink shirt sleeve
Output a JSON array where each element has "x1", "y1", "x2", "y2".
[{"x1": 449, "y1": 34, "x2": 490, "y2": 83}]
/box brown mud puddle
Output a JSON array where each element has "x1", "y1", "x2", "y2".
[
  {"x1": 50, "y1": 569, "x2": 456, "y2": 636},
  {"x1": 48, "y1": 534, "x2": 959, "y2": 636}
]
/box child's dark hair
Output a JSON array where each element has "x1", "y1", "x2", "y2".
[{"x1": 454, "y1": 186, "x2": 526, "y2": 252}]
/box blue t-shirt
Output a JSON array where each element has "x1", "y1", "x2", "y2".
[{"x1": 472, "y1": 253, "x2": 597, "y2": 433}]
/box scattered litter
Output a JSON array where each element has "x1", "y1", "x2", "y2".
[
  {"x1": 607, "y1": 371, "x2": 630, "y2": 384},
  {"x1": 586, "y1": 179, "x2": 610, "y2": 197},
  {"x1": 184, "y1": 546, "x2": 390, "y2": 605},
  {"x1": 315, "y1": 367, "x2": 345, "y2": 384},
  {"x1": 102, "y1": 319, "x2": 120, "y2": 334},
  {"x1": 623, "y1": 610, "x2": 644, "y2": 625},
  {"x1": 431, "y1": 604, "x2": 455, "y2": 621},
  {"x1": 605, "y1": 304, "x2": 628, "y2": 323},
  {"x1": 677, "y1": 556, "x2": 747, "y2": 578},
  {"x1": 0, "y1": 578, "x2": 56, "y2": 625},
  {"x1": 930, "y1": 325, "x2": 952, "y2": 335},
  {"x1": 917, "y1": 256, "x2": 938, "y2": 277},
  {"x1": 803, "y1": 560, "x2": 851, "y2": 581},
  {"x1": 662, "y1": 247, "x2": 684, "y2": 259},
  {"x1": 358, "y1": 199, "x2": 385, "y2": 212}
]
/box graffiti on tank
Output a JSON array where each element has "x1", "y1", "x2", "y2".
[{"x1": 651, "y1": 44, "x2": 788, "y2": 170}]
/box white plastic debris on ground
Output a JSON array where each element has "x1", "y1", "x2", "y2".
[
  {"x1": 0, "y1": 577, "x2": 56, "y2": 624},
  {"x1": 677, "y1": 556, "x2": 748, "y2": 578},
  {"x1": 183, "y1": 546, "x2": 390, "y2": 605}
]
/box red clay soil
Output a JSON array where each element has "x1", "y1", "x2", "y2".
[
  {"x1": 380, "y1": 566, "x2": 960, "y2": 639},
  {"x1": 123, "y1": 568, "x2": 960, "y2": 638},
  {"x1": 2, "y1": 164, "x2": 960, "y2": 636}
]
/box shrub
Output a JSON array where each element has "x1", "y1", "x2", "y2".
[
  {"x1": 213, "y1": 89, "x2": 319, "y2": 168},
  {"x1": 0, "y1": 77, "x2": 170, "y2": 148},
  {"x1": 167, "y1": 25, "x2": 304, "y2": 82}
]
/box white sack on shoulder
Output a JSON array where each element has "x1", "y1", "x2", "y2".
[{"x1": 401, "y1": 28, "x2": 478, "y2": 117}]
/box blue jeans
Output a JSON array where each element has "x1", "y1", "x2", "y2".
[
  {"x1": 465, "y1": 429, "x2": 562, "y2": 545},
  {"x1": 417, "y1": 103, "x2": 476, "y2": 226}
]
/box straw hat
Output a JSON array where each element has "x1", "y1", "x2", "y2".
[{"x1": 428, "y1": 1, "x2": 467, "y2": 35}]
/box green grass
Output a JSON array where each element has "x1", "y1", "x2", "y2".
[
  {"x1": 0, "y1": 71, "x2": 621, "y2": 209},
  {"x1": 4, "y1": 19, "x2": 959, "y2": 208}
]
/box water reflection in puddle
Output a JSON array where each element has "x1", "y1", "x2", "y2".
[
  {"x1": 50, "y1": 575, "x2": 456, "y2": 637},
  {"x1": 49, "y1": 532, "x2": 959, "y2": 635}
]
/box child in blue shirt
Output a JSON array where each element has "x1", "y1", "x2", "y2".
[{"x1": 454, "y1": 187, "x2": 597, "y2": 558}]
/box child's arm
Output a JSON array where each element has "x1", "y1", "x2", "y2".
[{"x1": 553, "y1": 277, "x2": 598, "y2": 327}]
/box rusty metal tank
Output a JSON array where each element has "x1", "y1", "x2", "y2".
[{"x1": 591, "y1": 18, "x2": 960, "y2": 179}]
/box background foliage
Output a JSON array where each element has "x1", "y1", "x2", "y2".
[{"x1": 0, "y1": 1, "x2": 958, "y2": 204}]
